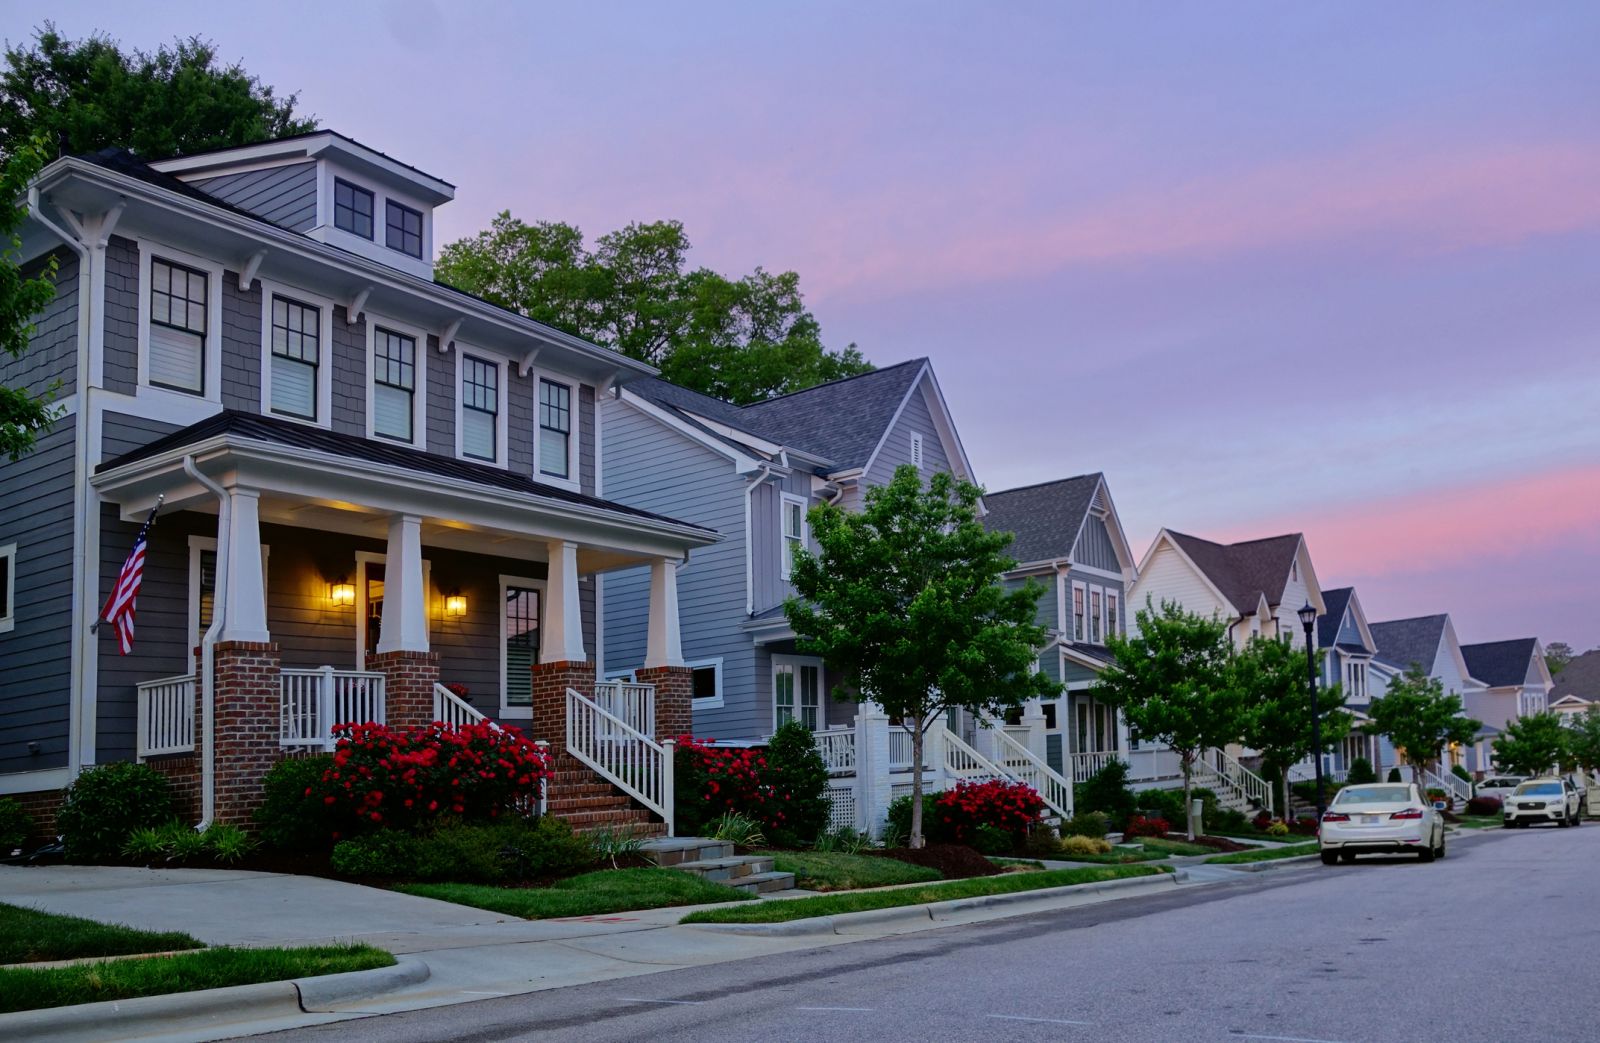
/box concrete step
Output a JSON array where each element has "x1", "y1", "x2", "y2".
[
  {"x1": 728, "y1": 870, "x2": 796, "y2": 894},
  {"x1": 640, "y1": 837, "x2": 736, "y2": 866},
  {"x1": 673, "y1": 856, "x2": 775, "y2": 882}
]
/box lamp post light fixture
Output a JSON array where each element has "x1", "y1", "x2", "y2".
[{"x1": 1297, "y1": 600, "x2": 1325, "y2": 822}]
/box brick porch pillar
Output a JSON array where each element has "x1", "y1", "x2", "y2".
[
  {"x1": 366, "y1": 650, "x2": 441, "y2": 729},
  {"x1": 531, "y1": 660, "x2": 597, "y2": 757},
  {"x1": 211, "y1": 640, "x2": 282, "y2": 828},
  {"x1": 636, "y1": 665, "x2": 693, "y2": 741}
]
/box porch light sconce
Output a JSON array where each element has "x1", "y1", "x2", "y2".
[
  {"x1": 445, "y1": 591, "x2": 468, "y2": 619},
  {"x1": 328, "y1": 578, "x2": 355, "y2": 607}
]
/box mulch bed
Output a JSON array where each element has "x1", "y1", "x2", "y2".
[
  {"x1": 866, "y1": 844, "x2": 1001, "y2": 879},
  {"x1": 1169, "y1": 834, "x2": 1250, "y2": 853}
]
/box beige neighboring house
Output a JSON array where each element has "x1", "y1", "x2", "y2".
[{"x1": 1550, "y1": 649, "x2": 1600, "y2": 725}]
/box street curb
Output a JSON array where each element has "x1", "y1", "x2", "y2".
[
  {"x1": 683, "y1": 872, "x2": 1181, "y2": 937},
  {"x1": 1211, "y1": 854, "x2": 1321, "y2": 873},
  {"x1": 0, "y1": 959, "x2": 431, "y2": 1043}
]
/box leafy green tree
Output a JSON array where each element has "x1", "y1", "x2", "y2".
[
  {"x1": 1567, "y1": 707, "x2": 1600, "y2": 774},
  {"x1": 437, "y1": 213, "x2": 869, "y2": 403},
  {"x1": 784, "y1": 466, "x2": 1056, "y2": 847},
  {"x1": 1365, "y1": 667, "x2": 1481, "y2": 785},
  {"x1": 1090, "y1": 601, "x2": 1246, "y2": 839},
  {"x1": 0, "y1": 25, "x2": 315, "y2": 160},
  {"x1": 1544, "y1": 641, "x2": 1574, "y2": 676},
  {"x1": 1235, "y1": 635, "x2": 1351, "y2": 818},
  {"x1": 1492, "y1": 712, "x2": 1570, "y2": 777},
  {"x1": 1, "y1": 142, "x2": 61, "y2": 460}
]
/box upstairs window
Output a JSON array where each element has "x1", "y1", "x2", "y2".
[
  {"x1": 538, "y1": 378, "x2": 572, "y2": 480},
  {"x1": 269, "y1": 295, "x2": 321, "y2": 420},
  {"x1": 1105, "y1": 591, "x2": 1119, "y2": 638},
  {"x1": 334, "y1": 179, "x2": 374, "y2": 239},
  {"x1": 1072, "y1": 584, "x2": 1086, "y2": 641},
  {"x1": 460, "y1": 354, "x2": 499, "y2": 462},
  {"x1": 373, "y1": 327, "x2": 417, "y2": 442},
  {"x1": 386, "y1": 200, "x2": 423, "y2": 258},
  {"x1": 0, "y1": 541, "x2": 14, "y2": 635},
  {"x1": 148, "y1": 258, "x2": 208, "y2": 394},
  {"x1": 1090, "y1": 588, "x2": 1103, "y2": 643},
  {"x1": 781, "y1": 494, "x2": 807, "y2": 580}
]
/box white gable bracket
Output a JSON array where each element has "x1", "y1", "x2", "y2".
[
  {"x1": 237, "y1": 250, "x2": 267, "y2": 292},
  {"x1": 437, "y1": 317, "x2": 464, "y2": 354},
  {"x1": 519, "y1": 347, "x2": 541, "y2": 377},
  {"x1": 345, "y1": 286, "x2": 372, "y2": 326}
]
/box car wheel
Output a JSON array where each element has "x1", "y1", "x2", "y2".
[
  {"x1": 1339, "y1": 851, "x2": 1356, "y2": 863},
  {"x1": 1436, "y1": 833, "x2": 1446, "y2": 859},
  {"x1": 1559, "y1": 815, "x2": 1570, "y2": 829},
  {"x1": 1320, "y1": 850, "x2": 1339, "y2": 865},
  {"x1": 1418, "y1": 844, "x2": 1436, "y2": 863}
]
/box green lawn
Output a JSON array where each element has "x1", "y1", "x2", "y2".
[
  {"x1": 1061, "y1": 847, "x2": 1168, "y2": 864},
  {"x1": 989, "y1": 857, "x2": 1046, "y2": 870},
  {"x1": 1134, "y1": 837, "x2": 1215, "y2": 857},
  {"x1": 399, "y1": 867, "x2": 755, "y2": 919},
  {"x1": 680, "y1": 865, "x2": 1166, "y2": 925},
  {"x1": 1204, "y1": 842, "x2": 1320, "y2": 865},
  {"x1": 760, "y1": 851, "x2": 942, "y2": 891},
  {"x1": 0, "y1": 944, "x2": 392, "y2": 1013},
  {"x1": 1453, "y1": 815, "x2": 1502, "y2": 830},
  {"x1": 0, "y1": 903, "x2": 204, "y2": 964}
]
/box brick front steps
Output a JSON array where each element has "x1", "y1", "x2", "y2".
[
  {"x1": 544, "y1": 755, "x2": 666, "y2": 838},
  {"x1": 641, "y1": 837, "x2": 795, "y2": 894}
]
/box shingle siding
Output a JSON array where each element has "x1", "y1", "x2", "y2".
[
  {"x1": 330, "y1": 307, "x2": 366, "y2": 436},
  {"x1": 0, "y1": 426, "x2": 77, "y2": 773},
  {"x1": 220, "y1": 272, "x2": 262, "y2": 412},
  {"x1": 190, "y1": 162, "x2": 319, "y2": 232},
  {"x1": 4, "y1": 252, "x2": 79, "y2": 399},
  {"x1": 425, "y1": 335, "x2": 452, "y2": 455},
  {"x1": 102, "y1": 236, "x2": 140, "y2": 395},
  {"x1": 507, "y1": 366, "x2": 534, "y2": 474}
]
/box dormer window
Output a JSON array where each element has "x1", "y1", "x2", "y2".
[
  {"x1": 334, "y1": 179, "x2": 375, "y2": 239},
  {"x1": 386, "y1": 201, "x2": 423, "y2": 258}
]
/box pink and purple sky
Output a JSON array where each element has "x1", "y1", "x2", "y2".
[{"x1": 24, "y1": 2, "x2": 1600, "y2": 649}]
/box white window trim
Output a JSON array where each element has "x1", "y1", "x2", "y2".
[
  {"x1": 186, "y1": 536, "x2": 270, "y2": 660},
  {"x1": 365, "y1": 314, "x2": 429, "y2": 447},
  {"x1": 1071, "y1": 580, "x2": 1088, "y2": 642},
  {"x1": 455, "y1": 346, "x2": 509, "y2": 467},
  {"x1": 354, "y1": 550, "x2": 433, "y2": 669},
  {"x1": 0, "y1": 541, "x2": 15, "y2": 635},
  {"x1": 135, "y1": 239, "x2": 224, "y2": 404},
  {"x1": 1104, "y1": 590, "x2": 1119, "y2": 639},
  {"x1": 531, "y1": 369, "x2": 581, "y2": 492},
  {"x1": 498, "y1": 573, "x2": 547, "y2": 720},
  {"x1": 258, "y1": 280, "x2": 335, "y2": 428},
  {"x1": 772, "y1": 654, "x2": 825, "y2": 732},
  {"x1": 315, "y1": 164, "x2": 435, "y2": 278},
  {"x1": 780, "y1": 492, "x2": 808, "y2": 581},
  {"x1": 687, "y1": 656, "x2": 725, "y2": 709}
]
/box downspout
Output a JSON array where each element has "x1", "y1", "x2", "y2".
[
  {"x1": 743, "y1": 464, "x2": 777, "y2": 616},
  {"x1": 183, "y1": 456, "x2": 229, "y2": 827}
]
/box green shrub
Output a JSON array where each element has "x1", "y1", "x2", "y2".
[
  {"x1": 1387, "y1": 767, "x2": 1403, "y2": 783},
  {"x1": 1265, "y1": 820, "x2": 1290, "y2": 837},
  {"x1": 970, "y1": 824, "x2": 1013, "y2": 855},
  {"x1": 203, "y1": 824, "x2": 255, "y2": 864},
  {"x1": 1021, "y1": 825, "x2": 1063, "y2": 859},
  {"x1": 0, "y1": 798, "x2": 36, "y2": 851},
  {"x1": 1060, "y1": 812, "x2": 1109, "y2": 838},
  {"x1": 1346, "y1": 757, "x2": 1377, "y2": 785},
  {"x1": 123, "y1": 821, "x2": 258, "y2": 865},
  {"x1": 57, "y1": 763, "x2": 174, "y2": 863},
  {"x1": 330, "y1": 830, "x2": 418, "y2": 877},
  {"x1": 762, "y1": 721, "x2": 830, "y2": 848},
  {"x1": 341, "y1": 818, "x2": 600, "y2": 883},
  {"x1": 495, "y1": 816, "x2": 595, "y2": 880},
  {"x1": 886, "y1": 793, "x2": 943, "y2": 845},
  {"x1": 1075, "y1": 758, "x2": 1137, "y2": 829},
  {"x1": 1210, "y1": 807, "x2": 1250, "y2": 833},
  {"x1": 255, "y1": 755, "x2": 339, "y2": 851},
  {"x1": 1059, "y1": 834, "x2": 1113, "y2": 856},
  {"x1": 410, "y1": 821, "x2": 509, "y2": 883},
  {"x1": 1451, "y1": 763, "x2": 1473, "y2": 784}
]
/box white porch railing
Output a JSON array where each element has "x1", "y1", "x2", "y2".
[
  {"x1": 566, "y1": 687, "x2": 674, "y2": 836},
  {"x1": 280, "y1": 667, "x2": 385, "y2": 749},
  {"x1": 432, "y1": 683, "x2": 495, "y2": 730},
  {"x1": 1067, "y1": 750, "x2": 1120, "y2": 783},
  {"x1": 941, "y1": 727, "x2": 1010, "y2": 783},
  {"x1": 817, "y1": 726, "x2": 857, "y2": 775},
  {"x1": 136, "y1": 674, "x2": 195, "y2": 758},
  {"x1": 1194, "y1": 748, "x2": 1274, "y2": 816},
  {"x1": 988, "y1": 727, "x2": 1074, "y2": 820},
  {"x1": 593, "y1": 680, "x2": 656, "y2": 738},
  {"x1": 1423, "y1": 766, "x2": 1473, "y2": 804},
  {"x1": 888, "y1": 728, "x2": 914, "y2": 771}
]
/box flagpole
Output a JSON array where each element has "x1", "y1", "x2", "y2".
[{"x1": 92, "y1": 494, "x2": 164, "y2": 636}]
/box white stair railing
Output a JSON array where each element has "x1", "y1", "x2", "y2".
[
  {"x1": 433, "y1": 683, "x2": 499, "y2": 730},
  {"x1": 280, "y1": 667, "x2": 385, "y2": 750},
  {"x1": 593, "y1": 680, "x2": 656, "y2": 737},
  {"x1": 136, "y1": 674, "x2": 196, "y2": 758},
  {"x1": 987, "y1": 727, "x2": 1075, "y2": 820},
  {"x1": 942, "y1": 727, "x2": 1011, "y2": 783},
  {"x1": 1422, "y1": 766, "x2": 1473, "y2": 804},
  {"x1": 566, "y1": 687, "x2": 674, "y2": 836},
  {"x1": 1194, "y1": 748, "x2": 1275, "y2": 817},
  {"x1": 817, "y1": 726, "x2": 857, "y2": 775}
]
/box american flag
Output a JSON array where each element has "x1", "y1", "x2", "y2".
[{"x1": 101, "y1": 503, "x2": 160, "y2": 655}]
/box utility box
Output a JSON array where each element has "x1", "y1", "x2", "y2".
[{"x1": 1190, "y1": 798, "x2": 1205, "y2": 831}]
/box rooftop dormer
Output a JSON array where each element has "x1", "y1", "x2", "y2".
[{"x1": 148, "y1": 130, "x2": 454, "y2": 280}]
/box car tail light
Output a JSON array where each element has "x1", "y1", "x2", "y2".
[
  {"x1": 1321, "y1": 812, "x2": 1350, "y2": 822},
  {"x1": 1390, "y1": 808, "x2": 1424, "y2": 820}
]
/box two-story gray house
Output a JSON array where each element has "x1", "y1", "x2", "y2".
[
  {"x1": 595, "y1": 359, "x2": 976, "y2": 741},
  {"x1": 3, "y1": 132, "x2": 715, "y2": 833}
]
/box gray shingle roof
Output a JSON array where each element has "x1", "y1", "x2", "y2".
[
  {"x1": 1318, "y1": 586, "x2": 1355, "y2": 648},
  {"x1": 1167, "y1": 531, "x2": 1303, "y2": 614},
  {"x1": 1461, "y1": 639, "x2": 1539, "y2": 689},
  {"x1": 1369, "y1": 615, "x2": 1448, "y2": 675},
  {"x1": 629, "y1": 359, "x2": 929, "y2": 472},
  {"x1": 1550, "y1": 650, "x2": 1600, "y2": 701},
  {"x1": 982, "y1": 474, "x2": 1103, "y2": 565}
]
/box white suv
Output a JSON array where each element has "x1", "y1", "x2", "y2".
[{"x1": 1502, "y1": 778, "x2": 1581, "y2": 828}]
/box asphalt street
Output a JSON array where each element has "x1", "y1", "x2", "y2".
[{"x1": 248, "y1": 825, "x2": 1594, "y2": 1043}]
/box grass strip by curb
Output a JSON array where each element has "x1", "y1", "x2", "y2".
[
  {"x1": 1204, "y1": 842, "x2": 1320, "y2": 865},
  {"x1": 0, "y1": 944, "x2": 392, "y2": 1014},
  {"x1": 0, "y1": 903, "x2": 204, "y2": 965},
  {"x1": 1056, "y1": 848, "x2": 1168, "y2": 864},
  {"x1": 763, "y1": 851, "x2": 942, "y2": 891},
  {"x1": 399, "y1": 867, "x2": 755, "y2": 919},
  {"x1": 1134, "y1": 837, "x2": 1215, "y2": 857},
  {"x1": 679, "y1": 865, "x2": 1165, "y2": 924}
]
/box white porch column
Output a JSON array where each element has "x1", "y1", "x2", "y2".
[
  {"x1": 643, "y1": 557, "x2": 684, "y2": 669},
  {"x1": 219, "y1": 488, "x2": 269, "y2": 643},
  {"x1": 376, "y1": 513, "x2": 429, "y2": 653},
  {"x1": 540, "y1": 540, "x2": 586, "y2": 663},
  {"x1": 1022, "y1": 698, "x2": 1048, "y2": 762}
]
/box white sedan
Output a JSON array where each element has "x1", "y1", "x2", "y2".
[{"x1": 1319, "y1": 783, "x2": 1446, "y2": 864}]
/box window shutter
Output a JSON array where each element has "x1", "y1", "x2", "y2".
[
  {"x1": 149, "y1": 325, "x2": 203, "y2": 392},
  {"x1": 374, "y1": 384, "x2": 413, "y2": 441}
]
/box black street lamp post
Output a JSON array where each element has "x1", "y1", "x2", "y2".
[{"x1": 1297, "y1": 602, "x2": 1325, "y2": 822}]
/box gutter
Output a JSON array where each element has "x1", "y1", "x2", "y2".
[{"x1": 182, "y1": 455, "x2": 228, "y2": 826}]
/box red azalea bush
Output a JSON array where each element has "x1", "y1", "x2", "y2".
[
  {"x1": 443, "y1": 683, "x2": 470, "y2": 699},
  {"x1": 312, "y1": 721, "x2": 550, "y2": 836},
  {"x1": 673, "y1": 735, "x2": 782, "y2": 837},
  {"x1": 933, "y1": 779, "x2": 1046, "y2": 845},
  {"x1": 1122, "y1": 814, "x2": 1170, "y2": 839},
  {"x1": 1289, "y1": 816, "x2": 1319, "y2": 836},
  {"x1": 1466, "y1": 795, "x2": 1502, "y2": 816}
]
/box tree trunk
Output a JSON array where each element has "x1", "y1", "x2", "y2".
[
  {"x1": 910, "y1": 720, "x2": 926, "y2": 849},
  {"x1": 1181, "y1": 752, "x2": 1196, "y2": 840}
]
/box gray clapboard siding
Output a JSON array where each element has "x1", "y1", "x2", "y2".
[
  {"x1": 1073, "y1": 515, "x2": 1120, "y2": 572},
  {"x1": 863, "y1": 377, "x2": 951, "y2": 488},
  {"x1": 103, "y1": 236, "x2": 140, "y2": 395},
  {"x1": 101, "y1": 412, "x2": 184, "y2": 463},
  {"x1": 0, "y1": 426, "x2": 77, "y2": 772},
  {"x1": 221, "y1": 272, "x2": 263, "y2": 411},
  {"x1": 190, "y1": 162, "x2": 318, "y2": 232},
  {"x1": 4, "y1": 252, "x2": 79, "y2": 399}
]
